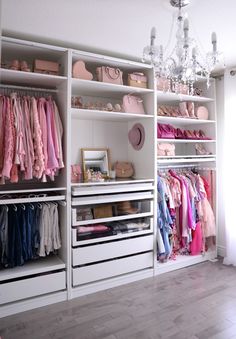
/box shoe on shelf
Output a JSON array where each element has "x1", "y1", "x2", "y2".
[
  {"x1": 195, "y1": 144, "x2": 212, "y2": 155},
  {"x1": 20, "y1": 61, "x2": 31, "y2": 72},
  {"x1": 175, "y1": 128, "x2": 185, "y2": 139},
  {"x1": 184, "y1": 130, "x2": 196, "y2": 139},
  {"x1": 198, "y1": 130, "x2": 211, "y2": 140},
  {"x1": 187, "y1": 102, "x2": 196, "y2": 118},
  {"x1": 9, "y1": 59, "x2": 20, "y2": 71},
  {"x1": 179, "y1": 102, "x2": 189, "y2": 118}
]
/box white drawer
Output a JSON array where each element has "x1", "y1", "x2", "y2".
[
  {"x1": 71, "y1": 200, "x2": 153, "y2": 226},
  {"x1": 72, "y1": 218, "x2": 154, "y2": 246},
  {"x1": 72, "y1": 252, "x2": 153, "y2": 286},
  {"x1": 72, "y1": 234, "x2": 153, "y2": 266},
  {"x1": 0, "y1": 271, "x2": 66, "y2": 305}
]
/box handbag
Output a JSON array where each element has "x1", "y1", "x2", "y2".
[
  {"x1": 96, "y1": 66, "x2": 123, "y2": 85},
  {"x1": 157, "y1": 143, "x2": 175, "y2": 156},
  {"x1": 71, "y1": 164, "x2": 82, "y2": 183},
  {"x1": 114, "y1": 162, "x2": 134, "y2": 178},
  {"x1": 72, "y1": 60, "x2": 93, "y2": 80},
  {"x1": 156, "y1": 77, "x2": 171, "y2": 91},
  {"x1": 157, "y1": 124, "x2": 176, "y2": 139},
  {"x1": 122, "y1": 95, "x2": 145, "y2": 114},
  {"x1": 127, "y1": 72, "x2": 147, "y2": 88}
]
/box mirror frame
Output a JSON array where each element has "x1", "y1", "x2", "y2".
[{"x1": 81, "y1": 148, "x2": 111, "y2": 182}]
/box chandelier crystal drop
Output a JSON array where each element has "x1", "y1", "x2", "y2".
[{"x1": 142, "y1": 0, "x2": 224, "y2": 93}]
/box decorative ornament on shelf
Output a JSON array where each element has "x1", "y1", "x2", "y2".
[{"x1": 142, "y1": 0, "x2": 224, "y2": 93}]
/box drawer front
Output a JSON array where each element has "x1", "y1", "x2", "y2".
[
  {"x1": 72, "y1": 252, "x2": 153, "y2": 286},
  {"x1": 0, "y1": 271, "x2": 66, "y2": 305},
  {"x1": 72, "y1": 235, "x2": 153, "y2": 266}
]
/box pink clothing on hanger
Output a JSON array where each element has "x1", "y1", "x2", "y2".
[
  {"x1": 22, "y1": 97, "x2": 34, "y2": 180},
  {"x1": 190, "y1": 221, "x2": 203, "y2": 255},
  {"x1": 0, "y1": 96, "x2": 6, "y2": 174},
  {"x1": 2, "y1": 97, "x2": 15, "y2": 179},
  {"x1": 45, "y1": 99, "x2": 59, "y2": 172},
  {"x1": 38, "y1": 98, "x2": 48, "y2": 182},
  {"x1": 31, "y1": 96, "x2": 45, "y2": 179},
  {"x1": 53, "y1": 101, "x2": 64, "y2": 169}
]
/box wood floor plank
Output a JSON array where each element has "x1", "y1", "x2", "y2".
[{"x1": 1, "y1": 261, "x2": 236, "y2": 339}]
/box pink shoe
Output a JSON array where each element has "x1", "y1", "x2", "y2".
[
  {"x1": 20, "y1": 61, "x2": 31, "y2": 72},
  {"x1": 9, "y1": 59, "x2": 20, "y2": 71}
]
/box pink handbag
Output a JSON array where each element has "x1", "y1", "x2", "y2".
[
  {"x1": 157, "y1": 124, "x2": 176, "y2": 139},
  {"x1": 128, "y1": 72, "x2": 147, "y2": 88},
  {"x1": 156, "y1": 77, "x2": 171, "y2": 91},
  {"x1": 122, "y1": 95, "x2": 145, "y2": 114},
  {"x1": 71, "y1": 164, "x2": 82, "y2": 183},
  {"x1": 96, "y1": 66, "x2": 123, "y2": 85},
  {"x1": 157, "y1": 143, "x2": 175, "y2": 156},
  {"x1": 72, "y1": 60, "x2": 93, "y2": 80}
]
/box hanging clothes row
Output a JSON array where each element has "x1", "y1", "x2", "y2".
[
  {"x1": 0, "y1": 93, "x2": 64, "y2": 184},
  {"x1": 157, "y1": 169, "x2": 216, "y2": 262},
  {"x1": 0, "y1": 202, "x2": 62, "y2": 269}
]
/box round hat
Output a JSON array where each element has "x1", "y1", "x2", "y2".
[{"x1": 128, "y1": 123, "x2": 145, "y2": 150}]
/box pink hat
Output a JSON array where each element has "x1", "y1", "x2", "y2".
[{"x1": 128, "y1": 123, "x2": 145, "y2": 150}]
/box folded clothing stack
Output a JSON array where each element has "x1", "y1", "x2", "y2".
[{"x1": 157, "y1": 123, "x2": 211, "y2": 140}]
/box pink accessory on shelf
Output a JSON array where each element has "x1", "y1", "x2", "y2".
[
  {"x1": 122, "y1": 95, "x2": 145, "y2": 114},
  {"x1": 34, "y1": 59, "x2": 59, "y2": 75},
  {"x1": 157, "y1": 124, "x2": 176, "y2": 139},
  {"x1": 128, "y1": 123, "x2": 145, "y2": 150},
  {"x1": 196, "y1": 106, "x2": 209, "y2": 120},
  {"x1": 187, "y1": 102, "x2": 195, "y2": 118},
  {"x1": 72, "y1": 60, "x2": 93, "y2": 80},
  {"x1": 179, "y1": 102, "x2": 189, "y2": 117},
  {"x1": 156, "y1": 77, "x2": 171, "y2": 91},
  {"x1": 190, "y1": 222, "x2": 203, "y2": 255},
  {"x1": 71, "y1": 164, "x2": 82, "y2": 183},
  {"x1": 96, "y1": 66, "x2": 123, "y2": 85},
  {"x1": 128, "y1": 72, "x2": 147, "y2": 88},
  {"x1": 157, "y1": 143, "x2": 175, "y2": 156}
]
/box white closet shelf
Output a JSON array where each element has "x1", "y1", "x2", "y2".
[
  {"x1": 72, "y1": 49, "x2": 152, "y2": 70},
  {"x1": 157, "y1": 116, "x2": 216, "y2": 125},
  {"x1": 157, "y1": 157, "x2": 216, "y2": 164},
  {"x1": 71, "y1": 108, "x2": 154, "y2": 121},
  {"x1": 157, "y1": 138, "x2": 216, "y2": 143},
  {"x1": 0, "y1": 195, "x2": 66, "y2": 205},
  {"x1": 71, "y1": 178, "x2": 154, "y2": 187},
  {"x1": 155, "y1": 251, "x2": 216, "y2": 275},
  {"x1": 0, "y1": 187, "x2": 67, "y2": 195},
  {"x1": 73, "y1": 229, "x2": 153, "y2": 246},
  {"x1": 0, "y1": 256, "x2": 65, "y2": 282},
  {"x1": 71, "y1": 78, "x2": 153, "y2": 97},
  {"x1": 72, "y1": 212, "x2": 153, "y2": 227},
  {"x1": 0, "y1": 68, "x2": 67, "y2": 89},
  {"x1": 156, "y1": 90, "x2": 214, "y2": 103}
]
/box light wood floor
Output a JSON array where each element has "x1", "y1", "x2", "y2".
[{"x1": 1, "y1": 260, "x2": 236, "y2": 339}]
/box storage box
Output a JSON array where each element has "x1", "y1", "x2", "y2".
[
  {"x1": 93, "y1": 204, "x2": 113, "y2": 219},
  {"x1": 34, "y1": 59, "x2": 59, "y2": 75}
]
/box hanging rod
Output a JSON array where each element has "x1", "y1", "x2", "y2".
[
  {"x1": 157, "y1": 163, "x2": 216, "y2": 169},
  {"x1": 0, "y1": 84, "x2": 58, "y2": 93}
]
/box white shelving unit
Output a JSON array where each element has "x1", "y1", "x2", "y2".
[
  {"x1": 0, "y1": 35, "x2": 218, "y2": 317},
  {"x1": 155, "y1": 77, "x2": 217, "y2": 275}
]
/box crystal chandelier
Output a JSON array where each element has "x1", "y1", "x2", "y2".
[{"x1": 142, "y1": 0, "x2": 224, "y2": 93}]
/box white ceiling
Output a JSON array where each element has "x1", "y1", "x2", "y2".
[{"x1": 1, "y1": 0, "x2": 236, "y2": 69}]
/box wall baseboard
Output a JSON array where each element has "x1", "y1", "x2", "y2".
[{"x1": 217, "y1": 245, "x2": 226, "y2": 257}]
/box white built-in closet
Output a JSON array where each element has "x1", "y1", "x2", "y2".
[{"x1": 0, "y1": 36, "x2": 217, "y2": 317}]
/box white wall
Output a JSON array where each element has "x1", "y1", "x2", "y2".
[{"x1": 2, "y1": 0, "x2": 236, "y2": 66}]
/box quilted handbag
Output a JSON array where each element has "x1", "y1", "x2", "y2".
[
  {"x1": 114, "y1": 162, "x2": 134, "y2": 178},
  {"x1": 127, "y1": 72, "x2": 147, "y2": 88},
  {"x1": 157, "y1": 124, "x2": 176, "y2": 139},
  {"x1": 122, "y1": 95, "x2": 145, "y2": 114},
  {"x1": 96, "y1": 66, "x2": 123, "y2": 85},
  {"x1": 157, "y1": 143, "x2": 175, "y2": 156}
]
